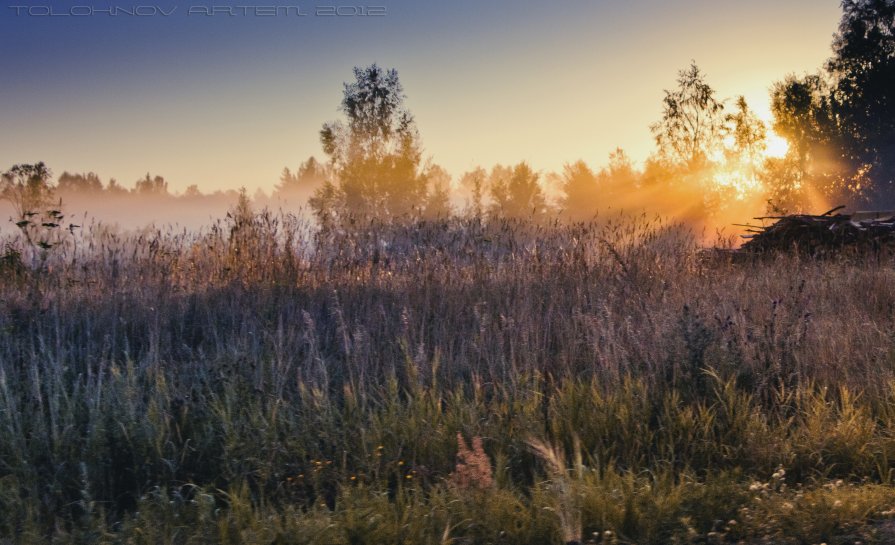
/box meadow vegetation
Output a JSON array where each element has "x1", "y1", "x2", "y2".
[
  {"x1": 2, "y1": 2, "x2": 894, "y2": 542},
  {"x1": 4, "y1": 209, "x2": 895, "y2": 544}
]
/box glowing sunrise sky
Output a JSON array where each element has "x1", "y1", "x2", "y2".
[{"x1": 0, "y1": 1, "x2": 842, "y2": 193}]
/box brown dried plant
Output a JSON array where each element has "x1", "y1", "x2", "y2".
[{"x1": 448, "y1": 433, "x2": 494, "y2": 491}]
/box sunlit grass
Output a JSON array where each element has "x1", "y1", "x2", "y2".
[{"x1": 3, "y1": 210, "x2": 895, "y2": 543}]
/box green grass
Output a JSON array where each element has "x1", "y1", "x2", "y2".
[{"x1": 4, "y1": 211, "x2": 895, "y2": 543}]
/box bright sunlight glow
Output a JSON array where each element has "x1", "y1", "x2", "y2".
[
  {"x1": 710, "y1": 130, "x2": 791, "y2": 201},
  {"x1": 752, "y1": 105, "x2": 790, "y2": 161},
  {"x1": 713, "y1": 169, "x2": 764, "y2": 201},
  {"x1": 764, "y1": 131, "x2": 790, "y2": 159}
]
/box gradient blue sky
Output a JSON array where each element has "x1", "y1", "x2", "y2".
[{"x1": 1, "y1": 0, "x2": 843, "y2": 192}]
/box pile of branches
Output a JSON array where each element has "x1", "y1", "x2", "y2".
[{"x1": 737, "y1": 206, "x2": 895, "y2": 254}]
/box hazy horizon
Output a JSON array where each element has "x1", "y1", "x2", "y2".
[{"x1": 1, "y1": 0, "x2": 842, "y2": 193}]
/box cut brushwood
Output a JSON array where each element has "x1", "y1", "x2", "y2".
[{"x1": 735, "y1": 206, "x2": 895, "y2": 254}]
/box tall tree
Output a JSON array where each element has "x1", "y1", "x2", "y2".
[
  {"x1": 827, "y1": 0, "x2": 895, "y2": 203},
  {"x1": 600, "y1": 148, "x2": 639, "y2": 202},
  {"x1": 725, "y1": 96, "x2": 767, "y2": 167},
  {"x1": 460, "y1": 167, "x2": 488, "y2": 220},
  {"x1": 134, "y1": 173, "x2": 169, "y2": 196},
  {"x1": 421, "y1": 164, "x2": 452, "y2": 220},
  {"x1": 770, "y1": 75, "x2": 833, "y2": 175},
  {"x1": 106, "y1": 178, "x2": 128, "y2": 195},
  {"x1": 760, "y1": 155, "x2": 806, "y2": 214},
  {"x1": 486, "y1": 165, "x2": 514, "y2": 219},
  {"x1": 183, "y1": 184, "x2": 202, "y2": 198},
  {"x1": 489, "y1": 162, "x2": 546, "y2": 220},
  {"x1": 561, "y1": 161, "x2": 600, "y2": 221},
  {"x1": 315, "y1": 64, "x2": 427, "y2": 223},
  {"x1": 57, "y1": 171, "x2": 103, "y2": 194},
  {"x1": 1, "y1": 162, "x2": 66, "y2": 249},
  {"x1": 769, "y1": 74, "x2": 848, "y2": 202},
  {"x1": 276, "y1": 156, "x2": 328, "y2": 199},
  {"x1": 1, "y1": 162, "x2": 54, "y2": 221},
  {"x1": 651, "y1": 62, "x2": 725, "y2": 171}
]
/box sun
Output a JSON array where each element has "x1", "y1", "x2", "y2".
[
  {"x1": 764, "y1": 131, "x2": 790, "y2": 159},
  {"x1": 710, "y1": 129, "x2": 791, "y2": 200}
]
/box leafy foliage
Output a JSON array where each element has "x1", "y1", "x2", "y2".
[
  {"x1": 488, "y1": 162, "x2": 547, "y2": 220},
  {"x1": 828, "y1": 0, "x2": 895, "y2": 180},
  {"x1": 313, "y1": 64, "x2": 429, "y2": 226},
  {"x1": 651, "y1": 62, "x2": 725, "y2": 171}
]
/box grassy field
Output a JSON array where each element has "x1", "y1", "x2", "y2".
[{"x1": 4, "y1": 210, "x2": 895, "y2": 544}]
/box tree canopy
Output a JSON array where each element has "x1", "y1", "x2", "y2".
[
  {"x1": 828, "y1": 0, "x2": 895, "y2": 204},
  {"x1": 314, "y1": 64, "x2": 429, "y2": 225},
  {"x1": 651, "y1": 62, "x2": 725, "y2": 171},
  {"x1": 1, "y1": 162, "x2": 54, "y2": 221}
]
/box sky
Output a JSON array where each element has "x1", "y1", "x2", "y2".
[{"x1": 0, "y1": 0, "x2": 844, "y2": 193}]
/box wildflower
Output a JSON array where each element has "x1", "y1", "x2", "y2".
[{"x1": 448, "y1": 433, "x2": 494, "y2": 490}]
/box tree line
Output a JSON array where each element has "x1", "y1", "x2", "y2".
[
  {"x1": 4, "y1": 0, "x2": 894, "y2": 237},
  {"x1": 303, "y1": 0, "x2": 895, "y2": 228}
]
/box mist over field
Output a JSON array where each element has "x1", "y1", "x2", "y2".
[{"x1": 0, "y1": 183, "x2": 321, "y2": 235}]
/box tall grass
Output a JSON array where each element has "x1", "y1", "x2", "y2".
[{"x1": 4, "y1": 210, "x2": 895, "y2": 543}]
